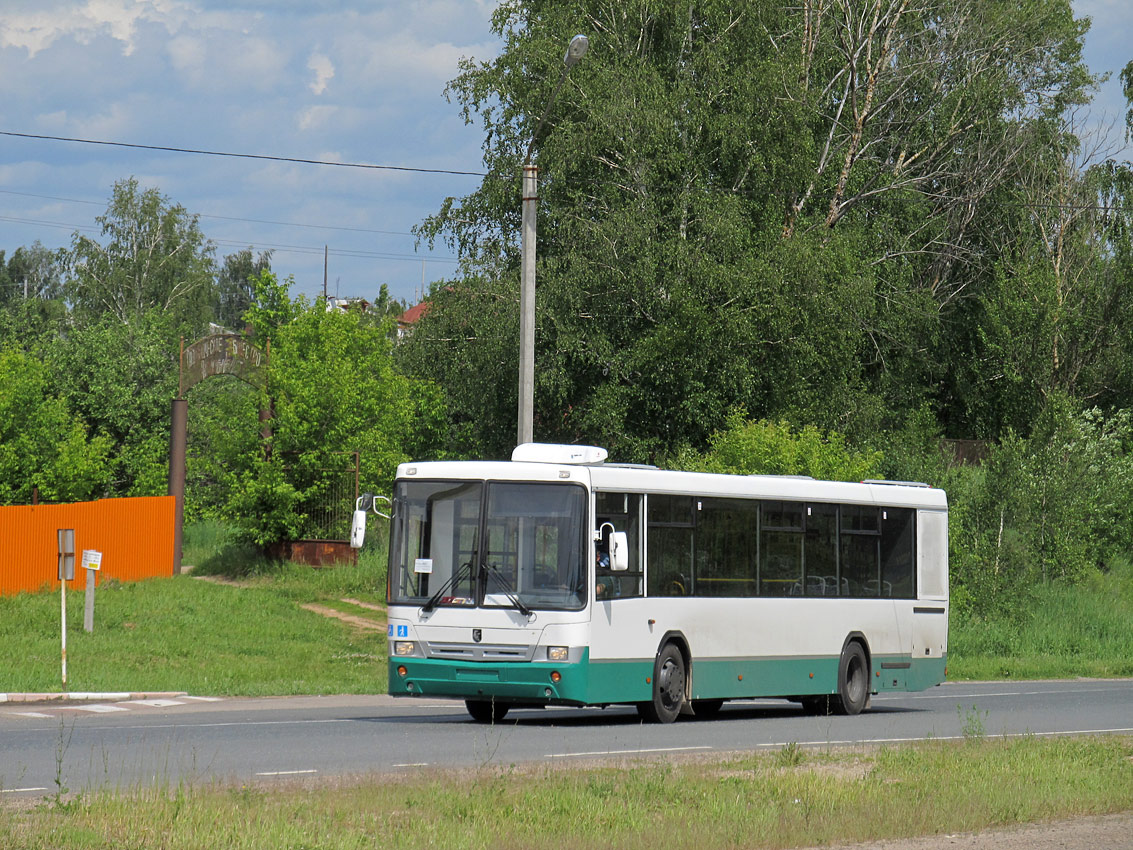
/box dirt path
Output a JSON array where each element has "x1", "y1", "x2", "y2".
[
  {"x1": 800, "y1": 812, "x2": 1133, "y2": 850},
  {"x1": 300, "y1": 603, "x2": 386, "y2": 631}
]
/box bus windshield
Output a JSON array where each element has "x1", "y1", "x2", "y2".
[{"x1": 388, "y1": 480, "x2": 587, "y2": 611}]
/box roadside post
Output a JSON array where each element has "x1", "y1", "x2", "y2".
[
  {"x1": 57, "y1": 529, "x2": 75, "y2": 688},
  {"x1": 82, "y1": 550, "x2": 103, "y2": 633}
]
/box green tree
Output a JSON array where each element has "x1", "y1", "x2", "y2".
[
  {"x1": 214, "y1": 248, "x2": 272, "y2": 331},
  {"x1": 1, "y1": 241, "x2": 65, "y2": 305},
  {"x1": 67, "y1": 178, "x2": 217, "y2": 335},
  {"x1": 0, "y1": 347, "x2": 111, "y2": 504},
  {"x1": 408, "y1": 0, "x2": 1096, "y2": 460},
  {"x1": 50, "y1": 313, "x2": 179, "y2": 496},
  {"x1": 224, "y1": 289, "x2": 439, "y2": 547}
]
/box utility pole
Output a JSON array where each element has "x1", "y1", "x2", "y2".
[{"x1": 517, "y1": 34, "x2": 589, "y2": 447}]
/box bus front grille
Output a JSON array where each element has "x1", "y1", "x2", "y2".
[{"x1": 425, "y1": 642, "x2": 535, "y2": 662}]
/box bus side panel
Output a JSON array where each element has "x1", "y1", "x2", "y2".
[{"x1": 589, "y1": 597, "x2": 918, "y2": 702}]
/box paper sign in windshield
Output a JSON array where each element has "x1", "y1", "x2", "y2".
[{"x1": 414, "y1": 558, "x2": 433, "y2": 574}]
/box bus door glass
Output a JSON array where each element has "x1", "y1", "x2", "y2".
[{"x1": 595, "y1": 492, "x2": 643, "y2": 599}]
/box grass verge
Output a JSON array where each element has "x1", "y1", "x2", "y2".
[
  {"x1": 948, "y1": 558, "x2": 1133, "y2": 679},
  {"x1": 1, "y1": 736, "x2": 1130, "y2": 849},
  {"x1": 0, "y1": 521, "x2": 389, "y2": 695}
]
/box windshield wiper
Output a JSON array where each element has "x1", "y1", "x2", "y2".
[
  {"x1": 421, "y1": 560, "x2": 473, "y2": 614},
  {"x1": 483, "y1": 564, "x2": 534, "y2": 618}
]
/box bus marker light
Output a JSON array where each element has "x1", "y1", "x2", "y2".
[
  {"x1": 876, "y1": 671, "x2": 881, "y2": 677},
  {"x1": 737, "y1": 675, "x2": 743, "y2": 681},
  {"x1": 646, "y1": 677, "x2": 652, "y2": 684},
  {"x1": 397, "y1": 665, "x2": 408, "y2": 677},
  {"x1": 550, "y1": 671, "x2": 562, "y2": 683}
]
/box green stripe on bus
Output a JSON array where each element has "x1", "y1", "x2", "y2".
[{"x1": 389, "y1": 650, "x2": 947, "y2": 706}]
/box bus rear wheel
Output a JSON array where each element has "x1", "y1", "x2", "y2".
[
  {"x1": 833, "y1": 642, "x2": 870, "y2": 716},
  {"x1": 465, "y1": 699, "x2": 510, "y2": 723},
  {"x1": 638, "y1": 643, "x2": 686, "y2": 723}
]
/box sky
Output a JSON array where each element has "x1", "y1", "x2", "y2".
[{"x1": 1, "y1": 0, "x2": 1131, "y2": 308}]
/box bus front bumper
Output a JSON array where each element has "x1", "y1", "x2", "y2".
[{"x1": 388, "y1": 654, "x2": 590, "y2": 705}]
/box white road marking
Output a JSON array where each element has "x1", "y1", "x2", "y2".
[
  {"x1": 182, "y1": 696, "x2": 224, "y2": 702},
  {"x1": 122, "y1": 699, "x2": 185, "y2": 707},
  {"x1": 10, "y1": 711, "x2": 52, "y2": 718},
  {"x1": 547, "y1": 745, "x2": 713, "y2": 759},
  {"x1": 392, "y1": 763, "x2": 431, "y2": 768},
  {"x1": 256, "y1": 769, "x2": 318, "y2": 776},
  {"x1": 878, "y1": 685, "x2": 1133, "y2": 700},
  {"x1": 1, "y1": 787, "x2": 48, "y2": 794},
  {"x1": 73, "y1": 704, "x2": 128, "y2": 713}
]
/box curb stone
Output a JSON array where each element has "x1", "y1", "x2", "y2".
[{"x1": 0, "y1": 692, "x2": 188, "y2": 704}]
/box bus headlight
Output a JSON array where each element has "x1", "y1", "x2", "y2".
[
  {"x1": 394, "y1": 641, "x2": 416, "y2": 656},
  {"x1": 547, "y1": 646, "x2": 569, "y2": 662}
]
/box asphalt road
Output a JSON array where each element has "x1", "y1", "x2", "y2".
[{"x1": 2, "y1": 680, "x2": 1131, "y2": 797}]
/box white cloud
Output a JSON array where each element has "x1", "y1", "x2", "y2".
[
  {"x1": 308, "y1": 52, "x2": 335, "y2": 95},
  {"x1": 0, "y1": 0, "x2": 163, "y2": 57},
  {"x1": 297, "y1": 104, "x2": 338, "y2": 132}
]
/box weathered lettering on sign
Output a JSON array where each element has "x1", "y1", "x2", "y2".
[{"x1": 181, "y1": 334, "x2": 266, "y2": 391}]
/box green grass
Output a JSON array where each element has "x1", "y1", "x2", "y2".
[
  {"x1": 0, "y1": 521, "x2": 389, "y2": 696},
  {"x1": 2, "y1": 736, "x2": 1130, "y2": 849},
  {"x1": 949, "y1": 558, "x2": 1133, "y2": 680}
]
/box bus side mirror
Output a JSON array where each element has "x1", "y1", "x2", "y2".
[
  {"x1": 610, "y1": 531, "x2": 629, "y2": 572},
  {"x1": 350, "y1": 509, "x2": 367, "y2": 549}
]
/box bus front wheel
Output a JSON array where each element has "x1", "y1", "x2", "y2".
[
  {"x1": 834, "y1": 642, "x2": 870, "y2": 716},
  {"x1": 638, "y1": 643, "x2": 686, "y2": 723},
  {"x1": 465, "y1": 699, "x2": 510, "y2": 723}
]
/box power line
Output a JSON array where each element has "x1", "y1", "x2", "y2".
[{"x1": 0, "y1": 130, "x2": 488, "y2": 178}]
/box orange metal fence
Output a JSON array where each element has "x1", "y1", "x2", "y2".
[{"x1": 0, "y1": 497, "x2": 175, "y2": 596}]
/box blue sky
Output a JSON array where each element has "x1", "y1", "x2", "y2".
[{"x1": 1, "y1": 1, "x2": 1130, "y2": 307}]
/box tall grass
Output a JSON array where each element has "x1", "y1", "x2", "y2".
[
  {"x1": 949, "y1": 557, "x2": 1133, "y2": 679},
  {"x1": 2, "y1": 736, "x2": 1130, "y2": 849}
]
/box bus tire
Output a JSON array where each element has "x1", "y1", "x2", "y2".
[
  {"x1": 800, "y1": 696, "x2": 832, "y2": 715},
  {"x1": 692, "y1": 698, "x2": 724, "y2": 718},
  {"x1": 638, "y1": 643, "x2": 686, "y2": 723},
  {"x1": 834, "y1": 642, "x2": 870, "y2": 716},
  {"x1": 465, "y1": 699, "x2": 510, "y2": 723}
]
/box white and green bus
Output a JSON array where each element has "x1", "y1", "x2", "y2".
[{"x1": 386, "y1": 443, "x2": 948, "y2": 723}]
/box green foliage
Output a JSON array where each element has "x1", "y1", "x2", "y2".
[
  {"x1": 406, "y1": 0, "x2": 1097, "y2": 461},
  {"x1": 214, "y1": 247, "x2": 272, "y2": 331},
  {"x1": 947, "y1": 400, "x2": 1133, "y2": 618},
  {"x1": 221, "y1": 290, "x2": 431, "y2": 547},
  {"x1": 949, "y1": 557, "x2": 1133, "y2": 679},
  {"x1": 49, "y1": 312, "x2": 179, "y2": 497},
  {"x1": 0, "y1": 347, "x2": 111, "y2": 504},
  {"x1": 241, "y1": 268, "x2": 301, "y2": 344},
  {"x1": 227, "y1": 462, "x2": 304, "y2": 548},
  {"x1": 67, "y1": 177, "x2": 216, "y2": 335},
  {"x1": 678, "y1": 411, "x2": 883, "y2": 482}
]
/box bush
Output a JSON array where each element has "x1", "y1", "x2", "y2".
[{"x1": 675, "y1": 410, "x2": 884, "y2": 481}]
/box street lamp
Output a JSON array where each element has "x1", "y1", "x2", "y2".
[{"x1": 518, "y1": 34, "x2": 589, "y2": 447}]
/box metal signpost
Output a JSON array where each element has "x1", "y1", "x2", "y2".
[
  {"x1": 57, "y1": 529, "x2": 75, "y2": 688},
  {"x1": 82, "y1": 549, "x2": 102, "y2": 633}
]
